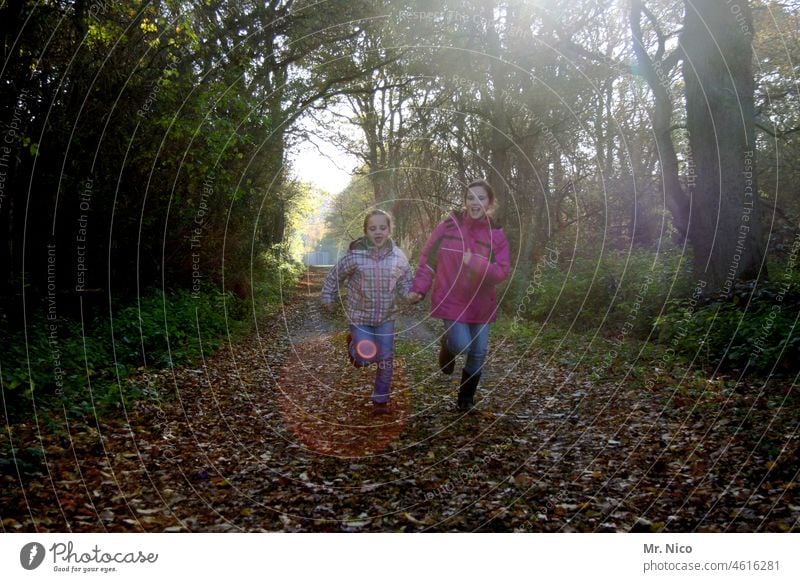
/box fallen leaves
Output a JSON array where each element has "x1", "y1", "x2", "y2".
[
  {"x1": 1, "y1": 268, "x2": 798, "y2": 532},
  {"x1": 276, "y1": 331, "x2": 412, "y2": 458}
]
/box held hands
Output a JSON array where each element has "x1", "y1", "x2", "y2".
[
  {"x1": 463, "y1": 248, "x2": 472, "y2": 265},
  {"x1": 406, "y1": 292, "x2": 423, "y2": 304}
]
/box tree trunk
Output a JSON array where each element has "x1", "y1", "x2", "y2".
[
  {"x1": 629, "y1": 0, "x2": 690, "y2": 240},
  {"x1": 483, "y1": 3, "x2": 510, "y2": 224},
  {"x1": 681, "y1": 0, "x2": 764, "y2": 292}
]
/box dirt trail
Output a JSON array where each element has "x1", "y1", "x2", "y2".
[{"x1": 2, "y1": 268, "x2": 796, "y2": 532}]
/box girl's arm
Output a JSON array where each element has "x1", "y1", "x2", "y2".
[
  {"x1": 396, "y1": 251, "x2": 413, "y2": 299},
  {"x1": 410, "y1": 222, "x2": 445, "y2": 297},
  {"x1": 465, "y1": 230, "x2": 511, "y2": 285},
  {"x1": 320, "y1": 252, "x2": 356, "y2": 305}
]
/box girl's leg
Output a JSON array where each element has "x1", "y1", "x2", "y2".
[
  {"x1": 349, "y1": 324, "x2": 379, "y2": 366},
  {"x1": 456, "y1": 323, "x2": 490, "y2": 411},
  {"x1": 371, "y1": 321, "x2": 395, "y2": 404},
  {"x1": 463, "y1": 323, "x2": 491, "y2": 377},
  {"x1": 437, "y1": 320, "x2": 457, "y2": 374},
  {"x1": 443, "y1": 320, "x2": 472, "y2": 355},
  {"x1": 440, "y1": 320, "x2": 490, "y2": 374}
]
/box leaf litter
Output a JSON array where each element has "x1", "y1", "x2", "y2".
[{"x1": 1, "y1": 268, "x2": 797, "y2": 532}]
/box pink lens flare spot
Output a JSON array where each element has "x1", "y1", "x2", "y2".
[{"x1": 356, "y1": 339, "x2": 377, "y2": 359}]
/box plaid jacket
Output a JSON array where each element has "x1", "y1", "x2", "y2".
[{"x1": 321, "y1": 238, "x2": 413, "y2": 326}]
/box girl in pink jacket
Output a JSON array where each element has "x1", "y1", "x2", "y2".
[{"x1": 408, "y1": 180, "x2": 511, "y2": 412}]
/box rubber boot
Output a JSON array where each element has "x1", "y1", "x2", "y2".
[
  {"x1": 457, "y1": 369, "x2": 480, "y2": 411},
  {"x1": 438, "y1": 337, "x2": 456, "y2": 375}
]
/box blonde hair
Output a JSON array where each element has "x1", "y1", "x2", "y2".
[{"x1": 363, "y1": 209, "x2": 393, "y2": 233}]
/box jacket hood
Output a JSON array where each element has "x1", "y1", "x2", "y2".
[
  {"x1": 349, "y1": 236, "x2": 395, "y2": 253},
  {"x1": 450, "y1": 210, "x2": 500, "y2": 230}
]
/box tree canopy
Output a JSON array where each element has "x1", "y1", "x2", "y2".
[{"x1": 2, "y1": 0, "x2": 798, "y2": 363}]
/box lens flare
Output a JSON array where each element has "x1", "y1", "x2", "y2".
[{"x1": 355, "y1": 339, "x2": 377, "y2": 360}]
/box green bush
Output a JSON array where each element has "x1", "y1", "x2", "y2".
[
  {"x1": 0, "y1": 316, "x2": 117, "y2": 416},
  {"x1": 1, "y1": 290, "x2": 233, "y2": 415},
  {"x1": 507, "y1": 248, "x2": 692, "y2": 335},
  {"x1": 655, "y1": 279, "x2": 800, "y2": 375},
  {"x1": 251, "y1": 246, "x2": 304, "y2": 316},
  {"x1": 1, "y1": 255, "x2": 301, "y2": 417},
  {"x1": 109, "y1": 287, "x2": 241, "y2": 367}
]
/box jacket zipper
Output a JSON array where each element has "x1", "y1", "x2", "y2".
[{"x1": 375, "y1": 248, "x2": 382, "y2": 323}]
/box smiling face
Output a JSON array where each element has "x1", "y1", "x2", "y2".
[
  {"x1": 365, "y1": 213, "x2": 391, "y2": 248},
  {"x1": 465, "y1": 185, "x2": 491, "y2": 220}
]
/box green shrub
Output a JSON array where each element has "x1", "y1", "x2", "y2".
[
  {"x1": 2, "y1": 247, "x2": 305, "y2": 417},
  {"x1": 251, "y1": 247, "x2": 304, "y2": 316},
  {"x1": 655, "y1": 279, "x2": 800, "y2": 375},
  {"x1": 507, "y1": 248, "x2": 692, "y2": 335},
  {"x1": 3, "y1": 285, "x2": 255, "y2": 416},
  {"x1": 0, "y1": 316, "x2": 117, "y2": 416},
  {"x1": 109, "y1": 287, "x2": 241, "y2": 367}
]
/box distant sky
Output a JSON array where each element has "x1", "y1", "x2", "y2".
[{"x1": 288, "y1": 111, "x2": 360, "y2": 196}]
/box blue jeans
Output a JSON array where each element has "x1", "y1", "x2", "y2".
[
  {"x1": 349, "y1": 321, "x2": 395, "y2": 404},
  {"x1": 442, "y1": 320, "x2": 491, "y2": 377}
]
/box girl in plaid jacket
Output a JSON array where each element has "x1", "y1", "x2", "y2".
[{"x1": 321, "y1": 210, "x2": 413, "y2": 410}]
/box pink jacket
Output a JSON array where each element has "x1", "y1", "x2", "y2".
[{"x1": 411, "y1": 211, "x2": 510, "y2": 323}]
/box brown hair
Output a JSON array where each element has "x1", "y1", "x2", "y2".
[{"x1": 363, "y1": 209, "x2": 393, "y2": 233}]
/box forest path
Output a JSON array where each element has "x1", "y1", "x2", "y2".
[{"x1": 2, "y1": 268, "x2": 796, "y2": 532}]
